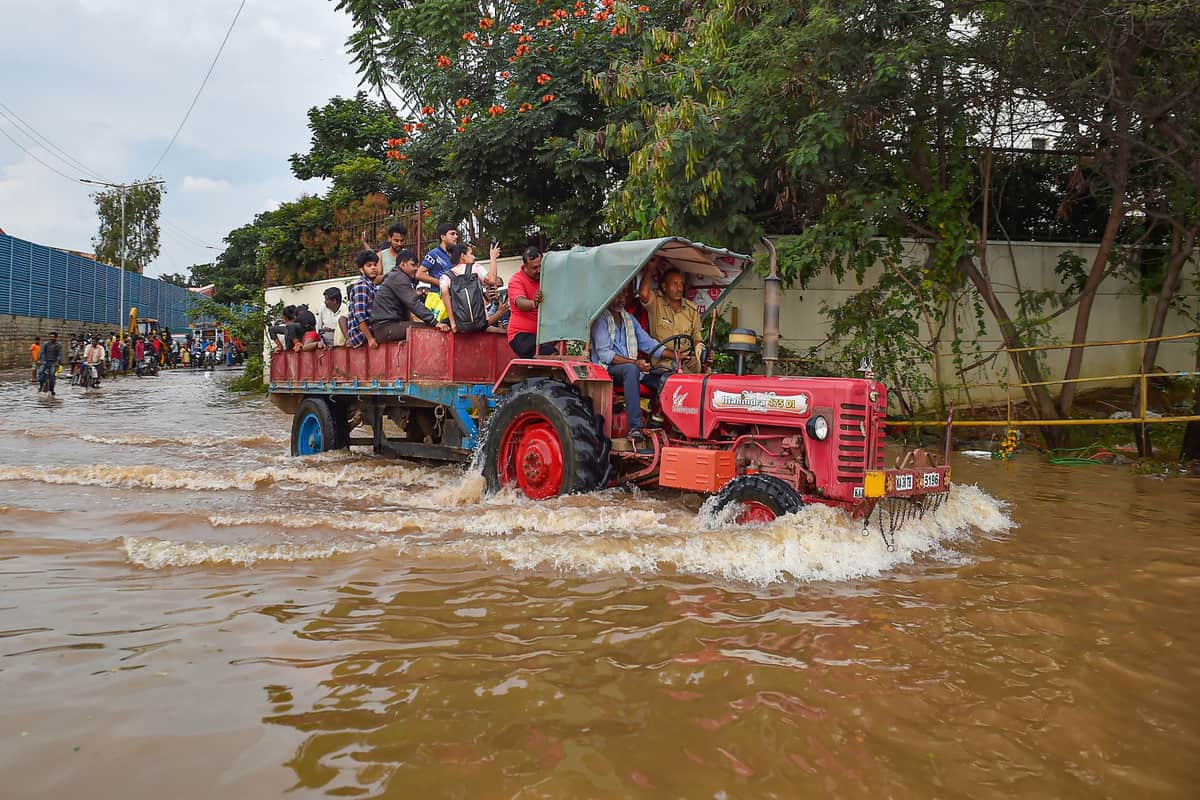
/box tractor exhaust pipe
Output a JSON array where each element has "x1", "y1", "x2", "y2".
[{"x1": 760, "y1": 236, "x2": 781, "y2": 377}]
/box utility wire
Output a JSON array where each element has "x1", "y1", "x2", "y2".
[
  {"x1": 0, "y1": 100, "x2": 111, "y2": 182},
  {"x1": 145, "y1": 0, "x2": 247, "y2": 177},
  {"x1": 0, "y1": 123, "x2": 86, "y2": 185}
]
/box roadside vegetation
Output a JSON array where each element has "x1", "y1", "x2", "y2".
[{"x1": 175, "y1": 0, "x2": 1196, "y2": 454}]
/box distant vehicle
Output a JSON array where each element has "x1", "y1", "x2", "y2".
[{"x1": 127, "y1": 308, "x2": 161, "y2": 340}]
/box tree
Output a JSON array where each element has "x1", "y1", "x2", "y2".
[
  {"x1": 334, "y1": 0, "x2": 679, "y2": 246},
  {"x1": 158, "y1": 272, "x2": 190, "y2": 287},
  {"x1": 91, "y1": 180, "x2": 164, "y2": 273},
  {"x1": 289, "y1": 92, "x2": 401, "y2": 182}
]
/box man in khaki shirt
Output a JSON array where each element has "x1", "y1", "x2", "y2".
[{"x1": 638, "y1": 260, "x2": 703, "y2": 372}]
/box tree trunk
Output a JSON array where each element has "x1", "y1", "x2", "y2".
[
  {"x1": 1058, "y1": 112, "x2": 1131, "y2": 417},
  {"x1": 958, "y1": 254, "x2": 1062, "y2": 445},
  {"x1": 1135, "y1": 226, "x2": 1198, "y2": 457}
]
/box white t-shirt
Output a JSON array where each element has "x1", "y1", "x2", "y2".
[
  {"x1": 83, "y1": 344, "x2": 105, "y2": 365},
  {"x1": 317, "y1": 303, "x2": 348, "y2": 346},
  {"x1": 438, "y1": 263, "x2": 490, "y2": 291}
]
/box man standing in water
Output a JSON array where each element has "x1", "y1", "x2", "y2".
[
  {"x1": 30, "y1": 337, "x2": 40, "y2": 382},
  {"x1": 37, "y1": 331, "x2": 62, "y2": 396}
]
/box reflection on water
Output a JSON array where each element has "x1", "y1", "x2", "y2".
[{"x1": 0, "y1": 370, "x2": 1197, "y2": 798}]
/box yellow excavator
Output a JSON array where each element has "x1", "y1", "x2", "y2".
[{"x1": 127, "y1": 307, "x2": 161, "y2": 340}]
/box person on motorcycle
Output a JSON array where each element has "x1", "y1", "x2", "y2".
[{"x1": 81, "y1": 336, "x2": 105, "y2": 388}]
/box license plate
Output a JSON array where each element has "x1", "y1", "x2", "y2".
[
  {"x1": 922, "y1": 472, "x2": 941, "y2": 488},
  {"x1": 895, "y1": 473, "x2": 914, "y2": 491}
]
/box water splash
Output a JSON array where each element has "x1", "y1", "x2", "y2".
[{"x1": 129, "y1": 484, "x2": 1010, "y2": 585}]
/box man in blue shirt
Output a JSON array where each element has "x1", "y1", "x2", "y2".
[
  {"x1": 590, "y1": 287, "x2": 676, "y2": 445},
  {"x1": 415, "y1": 223, "x2": 458, "y2": 288}
]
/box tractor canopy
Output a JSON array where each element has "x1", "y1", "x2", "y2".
[{"x1": 536, "y1": 237, "x2": 752, "y2": 345}]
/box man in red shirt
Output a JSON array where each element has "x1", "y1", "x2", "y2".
[{"x1": 507, "y1": 246, "x2": 558, "y2": 358}]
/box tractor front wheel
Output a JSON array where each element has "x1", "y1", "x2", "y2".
[
  {"x1": 482, "y1": 379, "x2": 608, "y2": 499},
  {"x1": 712, "y1": 474, "x2": 804, "y2": 524}
]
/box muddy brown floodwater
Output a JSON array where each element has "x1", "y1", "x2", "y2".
[{"x1": 0, "y1": 369, "x2": 1197, "y2": 799}]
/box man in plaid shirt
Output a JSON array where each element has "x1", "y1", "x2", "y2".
[{"x1": 347, "y1": 250, "x2": 384, "y2": 348}]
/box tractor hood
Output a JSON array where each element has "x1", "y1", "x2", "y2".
[{"x1": 537, "y1": 237, "x2": 751, "y2": 345}]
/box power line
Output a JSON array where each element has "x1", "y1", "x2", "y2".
[
  {"x1": 0, "y1": 122, "x2": 86, "y2": 185},
  {"x1": 0, "y1": 100, "x2": 110, "y2": 182},
  {"x1": 145, "y1": 0, "x2": 247, "y2": 177}
]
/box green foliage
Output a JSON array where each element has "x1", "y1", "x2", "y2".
[
  {"x1": 91, "y1": 180, "x2": 164, "y2": 273},
  {"x1": 157, "y1": 272, "x2": 190, "y2": 287},
  {"x1": 228, "y1": 355, "x2": 266, "y2": 393},
  {"x1": 290, "y1": 93, "x2": 400, "y2": 181}
]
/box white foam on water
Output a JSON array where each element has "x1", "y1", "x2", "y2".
[
  {"x1": 426, "y1": 484, "x2": 1011, "y2": 585},
  {"x1": 207, "y1": 511, "x2": 426, "y2": 536},
  {"x1": 0, "y1": 465, "x2": 271, "y2": 491},
  {"x1": 122, "y1": 535, "x2": 383, "y2": 568},
  {"x1": 15, "y1": 427, "x2": 287, "y2": 450},
  {"x1": 0, "y1": 460, "x2": 447, "y2": 493}
]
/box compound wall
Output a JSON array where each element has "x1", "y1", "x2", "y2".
[{"x1": 0, "y1": 232, "x2": 194, "y2": 369}]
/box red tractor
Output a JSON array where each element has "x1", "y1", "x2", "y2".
[
  {"x1": 268, "y1": 237, "x2": 950, "y2": 548},
  {"x1": 479, "y1": 237, "x2": 951, "y2": 547}
]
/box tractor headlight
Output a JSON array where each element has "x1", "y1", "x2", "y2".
[{"x1": 806, "y1": 415, "x2": 830, "y2": 441}]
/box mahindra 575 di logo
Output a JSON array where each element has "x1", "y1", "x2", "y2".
[
  {"x1": 670, "y1": 386, "x2": 699, "y2": 415},
  {"x1": 711, "y1": 389, "x2": 810, "y2": 414}
]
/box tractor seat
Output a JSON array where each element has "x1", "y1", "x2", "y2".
[{"x1": 613, "y1": 382, "x2": 654, "y2": 398}]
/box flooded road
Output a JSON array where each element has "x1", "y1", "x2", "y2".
[{"x1": 1, "y1": 369, "x2": 1197, "y2": 798}]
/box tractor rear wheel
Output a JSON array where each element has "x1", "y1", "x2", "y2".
[
  {"x1": 291, "y1": 397, "x2": 345, "y2": 455},
  {"x1": 712, "y1": 474, "x2": 804, "y2": 524},
  {"x1": 482, "y1": 379, "x2": 608, "y2": 499}
]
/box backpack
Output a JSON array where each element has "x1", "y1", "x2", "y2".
[{"x1": 448, "y1": 270, "x2": 488, "y2": 333}]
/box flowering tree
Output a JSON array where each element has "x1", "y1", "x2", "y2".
[{"x1": 335, "y1": 0, "x2": 677, "y2": 246}]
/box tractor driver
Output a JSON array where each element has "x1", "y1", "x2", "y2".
[
  {"x1": 639, "y1": 260, "x2": 703, "y2": 373},
  {"x1": 590, "y1": 286, "x2": 675, "y2": 447}
]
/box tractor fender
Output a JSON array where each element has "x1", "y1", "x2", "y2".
[
  {"x1": 493, "y1": 358, "x2": 611, "y2": 392},
  {"x1": 493, "y1": 359, "x2": 615, "y2": 438}
]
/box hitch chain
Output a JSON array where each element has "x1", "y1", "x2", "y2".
[
  {"x1": 871, "y1": 494, "x2": 948, "y2": 552},
  {"x1": 434, "y1": 404, "x2": 446, "y2": 440}
]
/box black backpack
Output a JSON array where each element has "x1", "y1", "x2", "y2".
[{"x1": 448, "y1": 271, "x2": 488, "y2": 333}]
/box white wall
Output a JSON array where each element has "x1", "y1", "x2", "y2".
[{"x1": 723, "y1": 239, "x2": 1197, "y2": 405}]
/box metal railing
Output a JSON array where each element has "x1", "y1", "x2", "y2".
[{"x1": 888, "y1": 331, "x2": 1200, "y2": 429}]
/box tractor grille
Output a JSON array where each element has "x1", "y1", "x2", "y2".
[
  {"x1": 837, "y1": 402, "x2": 868, "y2": 484},
  {"x1": 874, "y1": 420, "x2": 886, "y2": 468}
]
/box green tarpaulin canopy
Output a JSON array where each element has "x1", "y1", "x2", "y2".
[{"x1": 537, "y1": 237, "x2": 751, "y2": 345}]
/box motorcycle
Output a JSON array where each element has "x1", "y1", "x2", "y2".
[
  {"x1": 77, "y1": 363, "x2": 101, "y2": 390},
  {"x1": 135, "y1": 353, "x2": 159, "y2": 377}
]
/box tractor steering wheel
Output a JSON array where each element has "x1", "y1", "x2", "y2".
[{"x1": 650, "y1": 334, "x2": 696, "y2": 373}]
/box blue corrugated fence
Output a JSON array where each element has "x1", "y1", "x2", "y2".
[{"x1": 0, "y1": 232, "x2": 193, "y2": 331}]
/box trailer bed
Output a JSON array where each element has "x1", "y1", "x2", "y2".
[{"x1": 268, "y1": 327, "x2": 517, "y2": 390}]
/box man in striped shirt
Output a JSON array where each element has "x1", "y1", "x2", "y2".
[{"x1": 347, "y1": 250, "x2": 384, "y2": 349}]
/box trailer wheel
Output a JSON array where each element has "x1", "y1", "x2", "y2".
[
  {"x1": 712, "y1": 474, "x2": 804, "y2": 524},
  {"x1": 291, "y1": 397, "x2": 343, "y2": 455},
  {"x1": 482, "y1": 379, "x2": 608, "y2": 499}
]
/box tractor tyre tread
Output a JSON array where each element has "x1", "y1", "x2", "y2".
[
  {"x1": 713, "y1": 474, "x2": 805, "y2": 520},
  {"x1": 482, "y1": 379, "x2": 607, "y2": 497}
]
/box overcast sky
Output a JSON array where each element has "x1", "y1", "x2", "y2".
[{"x1": 0, "y1": 0, "x2": 363, "y2": 278}]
